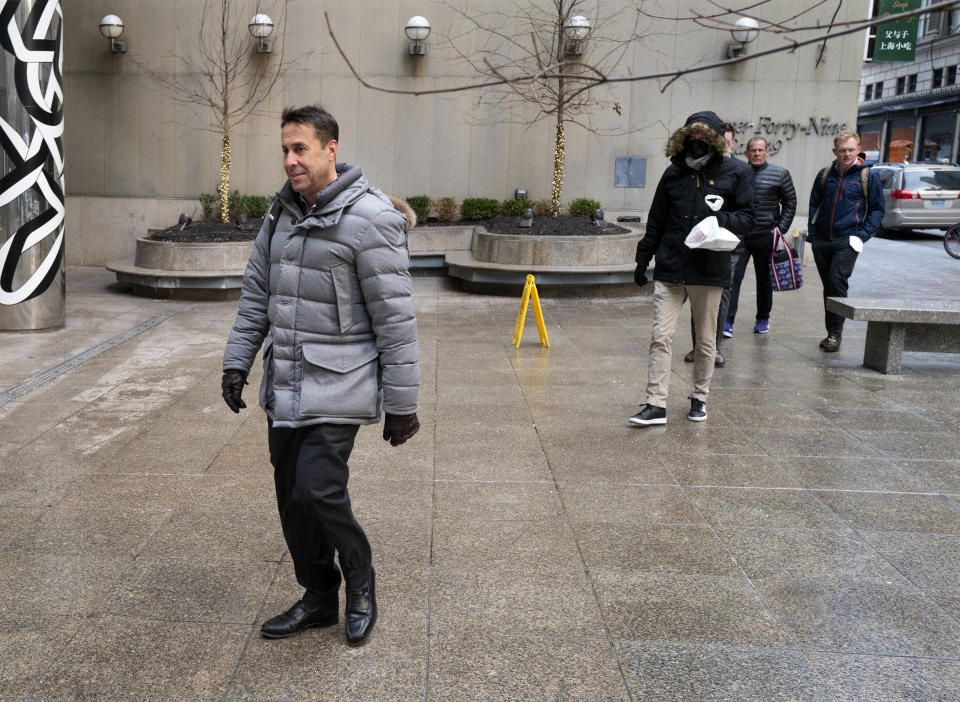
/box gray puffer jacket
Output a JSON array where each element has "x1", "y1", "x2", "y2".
[{"x1": 223, "y1": 163, "x2": 419, "y2": 428}]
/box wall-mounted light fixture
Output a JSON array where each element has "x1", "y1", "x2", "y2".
[
  {"x1": 248, "y1": 13, "x2": 274, "y2": 53},
  {"x1": 99, "y1": 14, "x2": 126, "y2": 53},
  {"x1": 727, "y1": 17, "x2": 759, "y2": 59},
  {"x1": 405, "y1": 16, "x2": 430, "y2": 56},
  {"x1": 563, "y1": 15, "x2": 590, "y2": 56}
]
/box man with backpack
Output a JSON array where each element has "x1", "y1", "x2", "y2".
[
  {"x1": 221, "y1": 105, "x2": 420, "y2": 646},
  {"x1": 808, "y1": 131, "x2": 885, "y2": 352}
]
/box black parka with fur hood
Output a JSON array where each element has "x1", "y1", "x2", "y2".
[{"x1": 635, "y1": 112, "x2": 755, "y2": 286}]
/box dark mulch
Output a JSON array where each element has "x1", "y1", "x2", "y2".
[
  {"x1": 147, "y1": 218, "x2": 264, "y2": 242},
  {"x1": 147, "y1": 214, "x2": 630, "y2": 242},
  {"x1": 424, "y1": 214, "x2": 629, "y2": 236}
]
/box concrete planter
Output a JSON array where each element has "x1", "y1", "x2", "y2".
[
  {"x1": 471, "y1": 230, "x2": 639, "y2": 267},
  {"x1": 418, "y1": 224, "x2": 645, "y2": 296},
  {"x1": 106, "y1": 236, "x2": 254, "y2": 300}
]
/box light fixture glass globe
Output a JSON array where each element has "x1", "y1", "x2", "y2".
[
  {"x1": 731, "y1": 17, "x2": 759, "y2": 44},
  {"x1": 99, "y1": 14, "x2": 124, "y2": 39},
  {"x1": 248, "y1": 13, "x2": 274, "y2": 39},
  {"x1": 405, "y1": 16, "x2": 431, "y2": 41},
  {"x1": 563, "y1": 15, "x2": 590, "y2": 41}
]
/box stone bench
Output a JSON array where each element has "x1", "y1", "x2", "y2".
[{"x1": 825, "y1": 297, "x2": 960, "y2": 374}]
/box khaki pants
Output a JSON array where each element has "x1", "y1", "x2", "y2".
[{"x1": 646, "y1": 281, "x2": 723, "y2": 407}]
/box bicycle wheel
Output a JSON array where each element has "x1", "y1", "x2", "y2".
[{"x1": 945, "y1": 225, "x2": 960, "y2": 259}]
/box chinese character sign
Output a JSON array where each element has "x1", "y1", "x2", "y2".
[{"x1": 873, "y1": 0, "x2": 920, "y2": 62}]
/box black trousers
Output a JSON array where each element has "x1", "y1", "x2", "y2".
[
  {"x1": 728, "y1": 237, "x2": 774, "y2": 325},
  {"x1": 267, "y1": 420, "x2": 370, "y2": 594},
  {"x1": 812, "y1": 240, "x2": 859, "y2": 337}
]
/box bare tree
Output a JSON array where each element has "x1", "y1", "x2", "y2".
[
  {"x1": 134, "y1": 1, "x2": 298, "y2": 222},
  {"x1": 432, "y1": 1, "x2": 642, "y2": 214}
]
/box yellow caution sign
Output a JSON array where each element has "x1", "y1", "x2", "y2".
[{"x1": 512, "y1": 274, "x2": 550, "y2": 348}]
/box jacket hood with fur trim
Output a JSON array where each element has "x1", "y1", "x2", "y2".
[{"x1": 665, "y1": 123, "x2": 730, "y2": 159}]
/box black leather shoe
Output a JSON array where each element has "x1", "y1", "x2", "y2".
[
  {"x1": 345, "y1": 569, "x2": 377, "y2": 646},
  {"x1": 261, "y1": 595, "x2": 338, "y2": 639},
  {"x1": 714, "y1": 351, "x2": 725, "y2": 367}
]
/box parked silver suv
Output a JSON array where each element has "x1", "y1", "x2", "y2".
[{"x1": 871, "y1": 163, "x2": 960, "y2": 232}]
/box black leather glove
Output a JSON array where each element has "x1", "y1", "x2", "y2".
[
  {"x1": 383, "y1": 412, "x2": 420, "y2": 446},
  {"x1": 634, "y1": 265, "x2": 648, "y2": 287},
  {"x1": 221, "y1": 370, "x2": 248, "y2": 413}
]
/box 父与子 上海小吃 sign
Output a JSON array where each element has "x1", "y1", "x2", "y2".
[{"x1": 873, "y1": 0, "x2": 920, "y2": 62}]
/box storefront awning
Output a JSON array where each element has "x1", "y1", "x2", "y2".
[{"x1": 859, "y1": 93, "x2": 960, "y2": 118}]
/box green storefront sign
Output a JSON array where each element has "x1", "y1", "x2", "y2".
[{"x1": 873, "y1": 0, "x2": 921, "y2": 61}]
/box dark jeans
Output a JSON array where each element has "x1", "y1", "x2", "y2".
[
  {"x1": 812, "y1": 240, "x2": 859, "y2": 337},
  {"x1": 691, "y1": 251, "x2": 740, "y2": 347},
  {"x1": 728, "y1": 238, "x2": 774, "y2": 325},
  {"x1": 267, "y1": 420, "x2": 370, "y2": 594}
]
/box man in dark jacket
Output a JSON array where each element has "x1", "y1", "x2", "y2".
[
  {"x1": 685, "y1": 123, "x2": 752, "y2": 367},
  {"x1": 630, "y1": 111, "x2": 754, "y2": 426},
  {"x1": 727, "y1": 136, "x2": 797, "y2": 335},
  {"x1": 808, "y1": 131, "x2": 884, "y2": 352},
  {"x1": 221, "y1": 105, "x2": 420, "y2": 646}
]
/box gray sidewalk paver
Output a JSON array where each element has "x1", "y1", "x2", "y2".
[{"x1": 1, "y1": 245, "x2": 959, "y2": 699}]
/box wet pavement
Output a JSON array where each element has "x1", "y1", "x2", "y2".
[{"x1": 1, "y1": 237, "x2": 959, "y2": 700}]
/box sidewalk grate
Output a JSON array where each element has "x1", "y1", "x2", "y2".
[{"x1": 0, "y1": 311, "x2": 178, "y2": 408}]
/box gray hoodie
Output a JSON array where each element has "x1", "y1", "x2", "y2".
[{"x1": 223, "y1": 163, "x2": 419, "y2": 427}]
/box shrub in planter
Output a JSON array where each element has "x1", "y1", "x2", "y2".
[
  {"x1": 460, "y1": 197, "x2": 500, "y2": 221},
  {"x1": 406, "y1": 195, "x2": 431, "y2": 224},
  {"x1": 532, "y1": 199, "x2": 554, "y2": 216},
  {"x1": 232, "y1": 194, "x2": 271, "y2": 218},
  {"x1": 499, "y1": 198, "x2": 533, "y2": 216},
  {"x1": 199, "y1": 193, "x2": 218, "y2": 220},
  {"x1": 243, "y1": 195, "x2": 272, "y2": 218},
  {"x1": 432, "y1": 197, "x2": 460, "y2": 223},
  {"x1": 200, "y1": 192, "x2": 272, "y2": 220},
  {"x1": 568, "y1": 198, "x2": 602, "y2": 217}
]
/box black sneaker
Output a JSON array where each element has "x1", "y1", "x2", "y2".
[
  {"x1": 629, "y1": 404, "x2": 666, "y2": 426},
  {"x1": 687, "y1": 398, "x2": 707, "y2": 422}
]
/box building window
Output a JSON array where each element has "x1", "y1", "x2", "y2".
[
  {"x1": 865, "y1": 84, "x2": 874, "y2": 100},
  {"x1": 949, "y1": 66, "x2": 958, "y2": 85},
  {"x1": 897, "y1": 76, "x2": 906, "y2": 94},
  {"x1": 859, "y1": 120, "x2": 883, "y2": 161},
  {"x1": 875, "y1": 81, "x2": 884, "y2": 98},
  {"x1": 908, "y1": 74, "x2": 917, "y2": 92},
  {"x1": 918, "y1": 0, "x2": 930, "y2": 37},
  {"x1": 951, "y1": 8, "x2": 960, "y2": 34},
  {"x1": 865, "y1": 0, "x2": 879, "y2": 59},
  {"x1": 920, "y1": 113, "x2": 955, "y2": 162},
  {"x1": 886, "y1": 117, "x2": 916, "y2": 162},
  {"x1": 934, "y1": 67, "x2": 944, "y2": 88}
]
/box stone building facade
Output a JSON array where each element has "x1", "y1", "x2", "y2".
[{"x1": 61, "y1": 1, "x2": 868, "y2": 266}]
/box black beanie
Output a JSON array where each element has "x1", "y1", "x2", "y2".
[{"x1": 683, "y1": 111, "x2": 725, "y2": 138}]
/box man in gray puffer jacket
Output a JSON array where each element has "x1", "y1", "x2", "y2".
[{"x1": 221, "y1": 105, "x2": 419, "y2": 646}]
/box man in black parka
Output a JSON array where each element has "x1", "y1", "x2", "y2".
[{"x1": 630, "y1": 111, "x2": 754, "y2": 426}]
